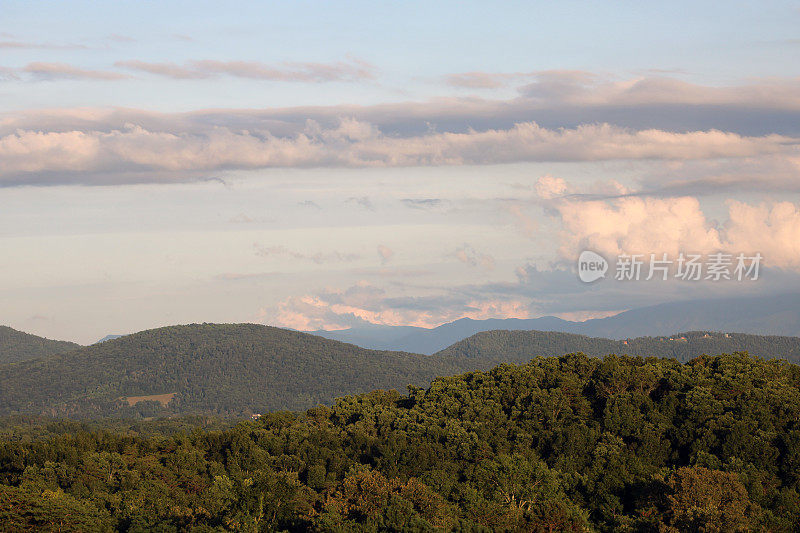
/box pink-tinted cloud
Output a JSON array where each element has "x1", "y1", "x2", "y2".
[
  {"x1": 2, "y1": 119, "x2": 795, "y2": 185},
  {"x1": 453, "y1": 244, "x2": 495, "y2": 270},
  {"x1": 269, "y1": 282, "x2": 532, "y2": 331},
  {"x1": 22, "y1": 62, "x2": 128, "y2": 81},
  {"x1": 116, "y1": 58, "x2": 375, "y2": 82},
  {"x1": 377, "y1": 244, "x2": 394, "y2": 264},
  {"x1": 551, "y1": 191, "x2": 800, "y2": 270}
]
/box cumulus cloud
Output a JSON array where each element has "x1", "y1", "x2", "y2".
[
  {"x1": 725, "y1": 201, "x2": 800, "y2": 270},
  {"x1": 535, "y1": 175, "x2": 569, "y2": 199},
  {"x1": 2, "y1": 118, "x2": 796, "y2": 186},
  {"x1": 551, "y1": 194, "x2": 800, "y2": 270}
]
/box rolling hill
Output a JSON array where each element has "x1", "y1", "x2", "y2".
[
  {"x1": 3, "y1": 323, "x2": 800, "y2": 419},
  {"x1": 437, "y1": 329, "x2": 800, "y2": 363},
  {"x1": 0, "y1": 325, "x2": 81, "y2": 364},
  {"x1": 0, "y1": 323, "x2": 476, "y2": 418}
]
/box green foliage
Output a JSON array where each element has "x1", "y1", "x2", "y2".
[
  {"x1": 0, "y1": 325, "x2": 80, "y2": 364},
  {"x1": 0, "y1": 323, "x2": 476, "y2": 418},
  {"x1": 437, "y1": 329, "x2": 800, "y2": 364},
  {"x1": 1, "y1": 353, "x2": 800, "y2": 530},
  {"x1": 3, "y1": 323, "x2": 800, "y2": 420}
]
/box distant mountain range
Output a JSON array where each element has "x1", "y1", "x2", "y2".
[
  {"x1": 95, "y1": 334, "x2": 125, "y2": 344},
  {"x1": 2, "y1": 320, "x2": 800, "y2": 418},
  {"x1": 309, "y1": 293, "x2": 800, "y2": 354}
]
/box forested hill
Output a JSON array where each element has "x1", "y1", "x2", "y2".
[
  {"x1": 0, "y1": 323, "x2": 475, "y2": 418},
  {"x1": 2, "y1": 353, "x2": 800, "y2": 530},
  {"x1": 3, "y1": 323, "x2": 800, "y2": 419},
  {"x1": 437, "y1": 329, "x2": 800, "y2": 363},
  {"x1": 0, "y1": 325, "x2": 81, "y2": 364}
]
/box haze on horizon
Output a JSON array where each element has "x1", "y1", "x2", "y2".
[{"x1": 2, "y1": 0, "x2": 800, "y2": 344}]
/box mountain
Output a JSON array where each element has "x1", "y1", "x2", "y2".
[
  {"x1": 437, "y1": 329, "x2": 800, "y2": 363},
  {"x1": 0, "y1": 325, "x2": 81, "y2": 364},
  {"x1": 94, "y1": 334, "x2": 126, "y2": 344},
  {"x1": 579, "y1": 292, "x2": 800, "y2": 339},
  {"x1": 310, "y1": 316, "x2": 580, "y2": 354},
  {"x1": 3, "y1": 322, "x2": 800, "y2": 419},
  {"x1": 0, "y1": 323, "x2": 476, "y2": 418},
  {"x1": 310, "y1": 293, "x2": 800, "y2": 353}
]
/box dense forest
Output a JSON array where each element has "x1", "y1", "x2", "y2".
[
  {"x1": 0, "y1": 325, "x2": 80, "y2": 364},
  {"x1": 3, "y1": 323, "x2": 800, "y2": 419},
  {"x1": 1, "y1": 353, "x2": 799, "y2": 531},
  {"x1": 439, "y1": 329, "x2": 800, "y2": 363},
  {"x1": 0, "y1": 324, "x2": 476, "y2": 418}
]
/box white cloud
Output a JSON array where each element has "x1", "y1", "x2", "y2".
[
  {"x1": 552, "y1": 193, "x2": 800, "y2": 270},
  {"x1": 535, "y1": 175, "x2": 569, "y2": 199},
  {"x1": 725, "y1": 201, "x2": 800, "y2": 270},
  {"x1": 2, "y1": 119, "x2": 795, "y2": 186}
]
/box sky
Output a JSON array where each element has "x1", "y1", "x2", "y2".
[{"x1": 2, "y1": 1, "x2": 800, "y2": 343}]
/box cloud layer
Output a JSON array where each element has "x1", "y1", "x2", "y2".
[{"x1": 2, "y1": 117, "x2": 796, "y2": 186}]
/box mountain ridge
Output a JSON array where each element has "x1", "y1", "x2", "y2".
[
  {"x1": 310, "y1": 293, "x2": 800, "y2": 353},
  {"x1": 3, "y1": 322, "x2": 800, "y2": 419},
  {"x1": 0, "y1": 325, "x2": 81, "y2": 364}
]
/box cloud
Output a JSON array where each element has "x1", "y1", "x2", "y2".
[
  {"x1": 2, "y1": 118, "x2": 796, "y2": 186},
  {"x1": 445, "y1": 71, "x2": 528, "y2": 89},
  {"x1": 401, "y1": 198, "x2": 446, "y2": 210},
  {"x1": 377, "y1": 244, "x2": 394, "y2": 264},
  {"x1": 270, "y1": 282, "x2": 533, "y2": 331},
  {"x1": 116, "y1": 58, "x2": 375, "y2": 82},
  {"x1": 725, "y1": 201, "x2": 800, "y2": 270},
  {"x1": 535, "y1": 175, "x2": 569, "y2": 199},
  {"x1": 0, "y1": 67, "x2": 19, "y2": 81},
  {"x1": 506, "y1": 204, "x2": 539, "y2": 238},
  {"x1": 346, "y1": 196, "x2": 374, "y2": 210},
  {"x1": 453, "y1": 244, "x2": 495, "y2": 270},
  {"x1": 254, "y1": 244, "x2": 359, "y2": 264},
  {"x1": 114, "y1": 60, "x2": 207, "y2": 79},
  {"x1": 22, "y1": 62, "x2": 128, "y2": 81},
  {"x1": 551, "y1": 194, "x2": 800, "y2": 270},
  {"x1": 0, "y1": 40, "x2": 88, "y2": 50},
  {"x1": 517, "y1": 71, "x2": 800, "y2": 109},
  {"x1": 556, "y1": 196, "x2": 723, "y2": 260}
]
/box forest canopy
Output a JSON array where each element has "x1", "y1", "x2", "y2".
[{"x1": 1, "y1": 352, "x2": 800, "y2": 531}]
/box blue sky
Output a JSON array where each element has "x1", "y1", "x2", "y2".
[{"x1": 2, "y1": 1, "x2": 800, "y2": 343}]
